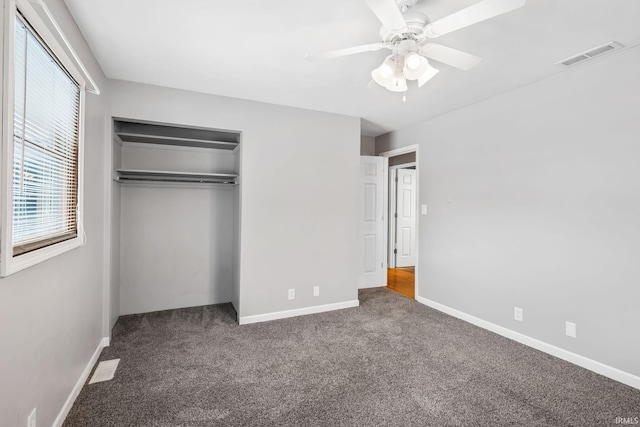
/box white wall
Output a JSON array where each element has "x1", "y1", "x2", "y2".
[
  {"x1": 377, "y1": 47, "x2": 640, "y2": 378},
  {"x1": 0, "y1": 1, "x2": 108, "y2": 426},
  {"x1": 108, "y1": 81, "x2": 361, "y2": 320}
]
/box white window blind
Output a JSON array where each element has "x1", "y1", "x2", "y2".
[{"x1": 12, "y1": 13, "x2": 80, "y2": 256}]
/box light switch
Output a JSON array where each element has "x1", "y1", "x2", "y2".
[{"x1": 421, "y1": 204, "x2": 427, "y2": 215}]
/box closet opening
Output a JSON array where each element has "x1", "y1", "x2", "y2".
[{"x1": 110, "y1": 118, "x2": 242, "y2": 321}]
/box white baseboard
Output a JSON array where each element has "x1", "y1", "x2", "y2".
[
  {"x1": 416, "y1": 296, "x2": 640, "y2": 390},
  {"x1": 239, "y1": 300, "x2": 359, "y2": 325},
  {"x1": 52, "y1": 336, "x2": 110, "y2": 427}
]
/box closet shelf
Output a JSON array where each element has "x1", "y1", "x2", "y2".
[
  {"x1": 115, "y1": 169, "x2": 238, "y2": 184},
  {"x1": 115, "y1": 132, "x2": 238, "y2": 150}
]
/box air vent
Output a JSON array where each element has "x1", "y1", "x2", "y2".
[
  {"x1": 557, "y1": 42, "x2": 623, "y2": 67},
  {"x1": 89, "y1": 359, "x2": 120, "y2": 384}
]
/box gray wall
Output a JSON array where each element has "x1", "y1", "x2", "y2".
[
  {"x1": 109, "y1": 130, "x2": 121, "y2": 330},
  {"x1": 377, "y1": 47, "x2": 640, "y2": 377},
  {"x1": 0, "y1": 1, "x2": 108, "y2": 426},
  {"x1": 117, "y1": 142, "x2": 237, "y2": 314},
  {"x1": 232, "y1": 148, "x2": 242, "y2": 314},
  {"x1": 120, "y1": 184, "x2": 235, "y2": 314},
  {"x1": 388, "y1": 151, "x2": 416, "y2": 167},
  {"x1": 360, "y1": 135, "x2": 375, "y2": 155},
  {"x1": 108, "y1": 80, "x2": 361, "y2": 320}
]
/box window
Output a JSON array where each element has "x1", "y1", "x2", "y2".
[
  {"x1": 12, "y1": 13, "x2": 80, "y2": 255},
  {"x1": 2, "y1": 1, "x2": 88, "y2": 276}
]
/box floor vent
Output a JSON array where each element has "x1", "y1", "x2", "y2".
[
  {"x1": 557, "y1": 42, "x2": 623, "y2": 67},
  {"x1": 89, "y1": 359, "x2": 120, "y2": 384}
]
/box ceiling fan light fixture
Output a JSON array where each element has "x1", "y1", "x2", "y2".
[
  {"x1": 386, "y1": 73, "x2": 407, "y2": 92},
  {"x1": 309, "y1": 0, "x2": 524, "y2": 97},
  {"x1": 405, "y1": 52, "x2": 422, "y2": 70},
  {"x1": 379, "y1": 57, "x2": 396, "y2": 77},
  {"x1": 371, "y1": 66, "x2": 392, "y2": 87},
  {"x1": 372, "y1": 56, "x2": 398, "y2": 87},
  {"x1": 403, "y1": 53, "x2": 429, "y2": 80}
]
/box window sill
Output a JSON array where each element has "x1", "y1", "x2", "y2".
[{"x1": 1, "y1": 235, "x2": 84, "y2": 277}]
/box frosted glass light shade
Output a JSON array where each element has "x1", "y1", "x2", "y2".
[
  {"x1": 379, "y1": 57, "x2": 396, "y2": 77},
  {"x1": 387, "y1": 72, "x2": 407, "y2": 92},
  {"x1": 372, "y1": 67, "x2": 392, "y2": 87},
  {"x1": 405, "y1": 52, "x2": 422, "y2": 70},
  {"x1": 403, "y1": 53, "x2": 429, "y2": 80},
  {"x1": 372, "y1": 57, "x2": 397, "y2": 88}
]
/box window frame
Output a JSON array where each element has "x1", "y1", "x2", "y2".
[{"x1": 1, "y1": 0, "x2": 86, "y2": 277}]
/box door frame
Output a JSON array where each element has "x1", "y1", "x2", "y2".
[
  {"x1": 388, "y1": 162, "x2": 417, "y2": 268},
  {"x1": 379, "y1": 145, "x2": 419, "y2": 299}
]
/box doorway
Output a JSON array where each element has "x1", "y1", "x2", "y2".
[
  {"x1": 379, "y1": 145, "x2": 419, "y2": 299},
  {"x1": 387, "y1": 266, "x2": 415, "y2": 299}
]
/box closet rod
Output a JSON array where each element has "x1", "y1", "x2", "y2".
[{"x1": 115, "y1": 177, "x2": 237, "y2": 185}]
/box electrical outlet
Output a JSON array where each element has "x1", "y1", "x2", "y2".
[
  {"x1": 27, "y1": 408, "x2": 36, "y2": 427},
  {"x1": 566, "y1": 321, "x2": 577, "y2": 338},
  {"x1": 514, "y1": 307, "x2": 523, "y2": 322},
  {"x1": 313, "y1": 286, "x2": 320, "y2": 297},
  {"x1": 288, "y1": 289, "x2": 295, "y2": 300},
  {"x1": 421, "y1": 204, "x2": 427, "y2": 215}
]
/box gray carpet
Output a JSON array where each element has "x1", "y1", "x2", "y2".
[{"x1": 64, "y1": 288, "x2": 640, "y2": 426}]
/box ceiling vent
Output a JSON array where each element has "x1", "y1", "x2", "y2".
[{"x1": 557, "y1": 42, "x2": 624, "y2": 67}]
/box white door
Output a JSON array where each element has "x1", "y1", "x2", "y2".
[
  {"x1": 359, "y1": 156, "x2": 386, "y2": 288},
  {"x1": 395, "y1": 169, "x2": 417, "y2": 267}
]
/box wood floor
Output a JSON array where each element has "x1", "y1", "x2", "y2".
[{"x1": 387, "y1": 266, "x2": 415, "y2": 299}]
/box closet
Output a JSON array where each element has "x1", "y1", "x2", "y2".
[{"x1": 111, "y1": 118, "x2": 241, "y2": 316}]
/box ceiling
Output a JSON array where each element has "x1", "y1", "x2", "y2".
[{"x1": 64, "y1": 0, "x2": 640, "y2": 136}]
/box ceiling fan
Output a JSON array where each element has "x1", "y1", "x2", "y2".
[{"x1": 307, "y1": 0, "x2": 526, "y2": 96}]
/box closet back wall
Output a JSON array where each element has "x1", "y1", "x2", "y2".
[{"x1": 118, "y1": 143, "x2": 236, "y2": 315}]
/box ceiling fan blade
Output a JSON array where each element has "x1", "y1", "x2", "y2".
[
  {"x1": 420, "y1": 43, "x2": 482, "y2": 70},
  {"x1": 306, "y1": 43, "x2": 388, "y2": 60},
  {"x1": 363, "y1": 0, "x2": 407, "y2": 32},
  {"x1": 425, "y1": 0, "x2": 526, "y2": 37},
  {"x1": 418, "y1": 65, "x2": 439, "y2": 88}
]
